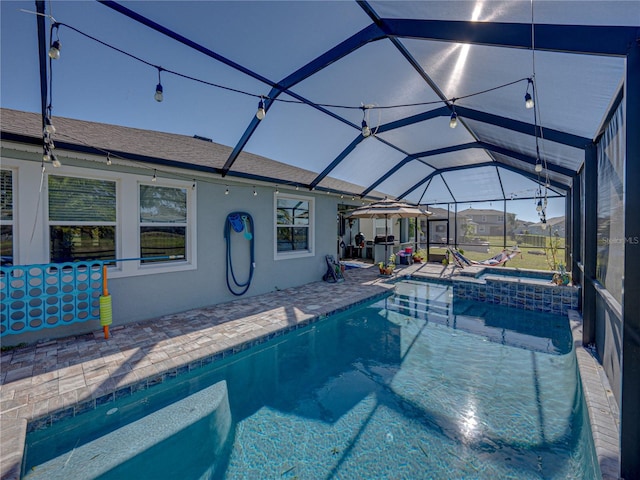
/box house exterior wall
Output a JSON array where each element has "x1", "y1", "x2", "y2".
[{"x1": 1, "y1": 144, "x2": 350, "y2": 345}]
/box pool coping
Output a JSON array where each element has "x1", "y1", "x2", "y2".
[{"x1": 0, "y1": 263, "x2": 621, "y2": 479}]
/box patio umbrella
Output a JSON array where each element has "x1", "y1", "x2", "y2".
[{"x1": 348, "y1": 198, "x2": 432, "y2": 263}]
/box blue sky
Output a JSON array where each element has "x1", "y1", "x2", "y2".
[{"x1": 1, "y1": 1, "x2": 567, "y2": 222}]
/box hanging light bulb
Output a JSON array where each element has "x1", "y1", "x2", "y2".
[
  {"x1": 295, "y1": 185, "x2": 299, "y2": 191},
  {"x1": 192, "y1": 180, "x2": 196, "y2": 190},
  {"x1": 524, "y1": 92, "x2": 534, "y2": 109},
  {"x1": 154, "y1": 83, "x2": 163, "y2": 102},
  {"x1": 44, "y1": 116, "x2": 56, "y2": 135},
  {"x1": 42, "y1": 150, "x2": 51, "y2": 162},
  {"x1": 256, "y1": 97, "x2": 266, "y2": 120},
  {"x1": 106, "y1": 153, "x2": 112, "y2": 166},
  {"x1": 275, "y1": 185, "x2": 279, "y2": 195},
  {"x1": 449, "y1": 111, "x2": 458, "y2": 129},
  {"x1": 152, "y1": 169, "x2": 157, "y2": 182},
  {"x1": 253, "y1": 186, "x2": 257, "y2": 196},
  {"x1": 361, "y1": 119, "x2": 371, "y2": 138},
  {"x1": 51, "y1": 154, "x2": 61, "y2": 168},
  {"x1": 154, "y1": 68, "x2": 164, "y2": 102},
  {"x1": 448, "y1": 100, "x2": 458, "y2": 128},
  {"x1": 536, "y1": 200, "x2": 543, "y2": 212},
  {"x1": 225, "y1": 185, "x2": 229, "y2": 195},
  {"x1": 534, "y1": 163, "x2": 543, "y2": 173},
  {"x1": 525, "y1": 79, "x2": 534, "y2": 109},
  {"x1": 48, "y1": 40, "x2": 61, "y2": 60},
  {"x1": 361, "y1": 106, "x2": 371, "y2": 137}
]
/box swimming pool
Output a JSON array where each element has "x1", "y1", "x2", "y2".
[{"x1": 23, "y1": 280, "x2": 599, "y2": 479}]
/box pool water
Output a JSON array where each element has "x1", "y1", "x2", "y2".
[{"x1": 23, "y1": 280, "x2": 599, "y2": 479}]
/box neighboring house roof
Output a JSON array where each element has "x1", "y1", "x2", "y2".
[
  {"x1": 0, "y1": 108, "x2": 384, "y2": 198},
  {"x1": 458, "y1": 208, "x2": 505, "y2": 217},
  {"x1": 423, "y1": 206, "x2": 472, "y2": 221},
  {"x1": 544, "y1": 216, "x2": 566, "y2": 226}
]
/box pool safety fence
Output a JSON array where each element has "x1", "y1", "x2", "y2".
[{"x1": 0, "y1": 261, "x2": 104, "y2": 336}]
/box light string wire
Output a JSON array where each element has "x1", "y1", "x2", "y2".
[
  {"x1": 49, "y1": 20, "x2": 532, "y2": 112},
  {"x1": 529, "y1": 0, "x2": 550, "y2": 224},
  {"x1": 37, "y1": 12, "x2": 540, "y2": 204}
]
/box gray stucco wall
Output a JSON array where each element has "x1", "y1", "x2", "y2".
[
  {"x1": 107, "y1": 182, "x2": 343, "y2": 324},
  {"x1": 1, "y1": 147, "x2": 355, "y2": 345}
]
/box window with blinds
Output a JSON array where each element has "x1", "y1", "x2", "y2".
[
  {"x1": 1, "y1": 169, "x2": 14, "y2": 265},
  {"x1": 48, "y1": 175, "x2": 117, "y2": 263}
]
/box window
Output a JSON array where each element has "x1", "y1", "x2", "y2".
[
  {"x1": 276, "y1": 194, "x2": 313, "y2": 259},
  {"x1": 48, "y1": 175, "x2": 116, "y2": 263},
  {"x1": 139, "y1": 184, "x2": 187, "y2": 264},
  {"x1": 478, "y1": 225, "x2": 485, "y2": 233},
  {"x1": 1, "y1": 169, "x2": 14, "y2": 265},
  {"x1": 481, "y1": 215, "x2": 487, "y2": 222},
  {"x1": 497, "y1": 215, "x2": 504, "y2": 222}
]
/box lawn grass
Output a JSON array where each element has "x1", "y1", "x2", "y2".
[{"x1": 427, "y1": 240, "x2": 567, "y2": 271}]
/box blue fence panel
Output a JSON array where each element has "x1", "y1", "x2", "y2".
[{"x1": 0, "y1": 261, "x2": 104, "y2": 336}]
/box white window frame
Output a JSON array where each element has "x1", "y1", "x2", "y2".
[
  {"x1": 137, "y1": 180, "x2": 193, "y2": 271},
  {"x1": 40, "y1": 164, "x2": 196, "y2": 278},
  {"x1": 46, "y1": 172, "x2": 119, "y2": 265},
  {"x1": 0, "y1": 168, "x2": 16, "y2": 265},
  {"x1": 274, "y1": 193, "x2": 314, "y2": 260}
]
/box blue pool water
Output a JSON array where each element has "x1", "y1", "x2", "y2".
[{"x1": 24, "y1": 280, "x2": 599, "y2": 479}]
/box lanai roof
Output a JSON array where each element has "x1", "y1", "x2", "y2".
[{"x1": 3, "y1": 1, "x2": 639, "y2": 204}]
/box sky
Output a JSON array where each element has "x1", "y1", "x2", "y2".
[{"x1": 0, "y1": 1, "x2": 575, "y2": 223}]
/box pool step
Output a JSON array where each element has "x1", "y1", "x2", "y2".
[{"x1": 25, "y1": 381, "x2": 232, "y2": 480}]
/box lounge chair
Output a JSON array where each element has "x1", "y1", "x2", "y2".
[{"x1": 448, "y1": 246, "x2": 521, "y2": 268}]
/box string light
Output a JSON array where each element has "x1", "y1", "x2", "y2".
[
  {"x1": 46, "y1": 21, "x2": 534, "y2": 120},
  {"x1": 534, "y1": 163, "x2": 543, "y2": 173},
  {"x1": 275, "y1": 185, "x2": 279, "y2": 194},
  {"x1": 361, "y1": 106, "x2": 372, "y2": 137},
  {"x1": 154, "y1": 68, "x2": 164, "y2": 102},
  {"x1": 449, "y1": 100, "x2": 458, "y2": 128},
  {"x1": 152, "y1": 169, "x2": 157, "y2": 182},
  {"x1": 106, "y1": 153, "x2": 112, "y2": 165},
  {"x1": 44, "y1": 116, "x2": 56, "y2": 134},
  {"x1": 253, "y1": 186, "x2": 257, "y2": 196},
  {"x1": 192, "y1": 179, "x2": 196, "y2": 190},
  {"x1": 256, "y1": 97, "x2": 266, "y2": 120},
  {"x1": 225, "y1": 185, "x2": 229, "y2": 195},
  {"x1": 51, "y1": 154, "x2": 61, "y2": 168},
  {"x1": 48, "y1": 40, "x2": 61, "y2": 59},
  {"x1": 524, "y1": 78, "x2": 534, "y2": 109}
]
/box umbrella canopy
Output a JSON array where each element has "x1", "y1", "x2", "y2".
[
  {"x1": 348, "y1": 199, "x2": 432, "y2": 265},
  {"x1": 347, "y1": 198, "x2": 432, "y2": 220}
]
